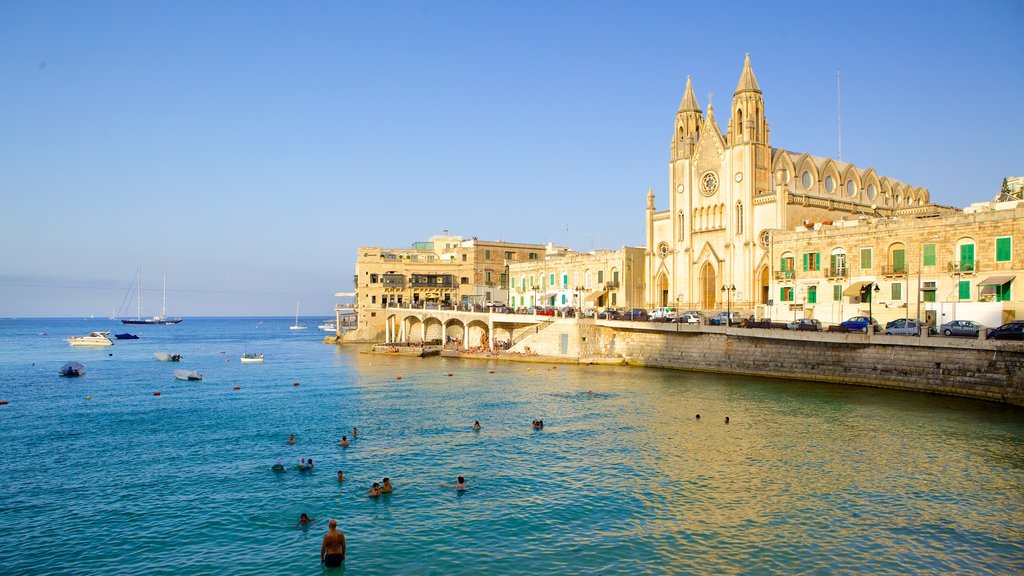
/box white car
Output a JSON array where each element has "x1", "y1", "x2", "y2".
[
  {"x1": 649, "y1": 306, "x2": 678, "y2": 321},
  {"x1": 679, "y1": 312, "x2": 701, "y2": 324}
]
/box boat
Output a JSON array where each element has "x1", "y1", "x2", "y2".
[
  {"x1": 114, "y1": 333, "x2": 139, "y2": 340},
  {"x1": 120, "y1": 267, "x2": 183, "y2": 325},
  {"x1": 59, "y1": 362, "x2": 86, "y2": 377},
  {"x1": 319, "y1": 320, "x2": 337, "y2": 332},
  {"x1": 290, "y1": 302, "x2": 307, "y2": 330},
  {"x1": 174, "y1": 369, "x2": 203, "y2": 381},
  {"x1": 154, "y1": 352, "x2": 182, "y2": 362},
  {"x1": 68, "y1": 332, "x2": 114, "y2": 347},
  {"x1": 240, "y1": 353, "x2": 265, "y2": 363}
]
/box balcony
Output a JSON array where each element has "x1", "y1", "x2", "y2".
[
  {"x1": 774, "y1": 270, "x2": 796, "y2": 281},
  {"x1": 880, "y1": 264, "x2": 908, "y2": 278},
  {"x1": 604, "y1": 280, "x2": 620, "y2": 290},
  {"x1": 947, "y1": 261, "x2": 979, "y2": 276},
  {"x1": 826, "y1": 267, "x2": 848, "y2": 279},
  {"x1": 410, "y1": 274, "x2": 456, "y2": 288},
  {"x1": 382, "y1": 274, "x2": 405, "y2": 288}
]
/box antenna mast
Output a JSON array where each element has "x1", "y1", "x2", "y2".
[{"x1": 837, "y1": 67, "x2": 842, "y2": 161}]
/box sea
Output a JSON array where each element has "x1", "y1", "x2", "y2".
[{"x1": 0, "y1": 317, "x2": 1022, "y2": 575}]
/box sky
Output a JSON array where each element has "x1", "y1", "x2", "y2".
[{"x1": 2, "y1": 0, "x2": 1022, "y2": 317}]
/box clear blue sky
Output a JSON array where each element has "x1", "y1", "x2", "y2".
[{"x1": 2, "y1": 1, "x2": 1021, "y2": 317}]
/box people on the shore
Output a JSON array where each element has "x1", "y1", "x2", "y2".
[
  {"x1": 472, "y1": 420, "x2": 481, "y2": 430},
  {"x1": 339, "y1": 436, "x2": 349, "y2": 447},
  {"x1": 381, "y1": 477, "x2": 393, "y2": 493},
  {"x1": 320, "y1": 519, "x2": 346, "y2": 568},
  {"x1": 288, "y1": 434, "x2": 295, "y2": 444},
  {"x1": 298, "y1": 513, "x2": 313, "y2": 524},
  {"x1": 337, "y1": 470, "x2": 344, "y2": 482},
  {"x1": 368, "y1": 482, "x2": 381, "y2": 497}
]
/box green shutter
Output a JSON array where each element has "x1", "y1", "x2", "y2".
[
  {"x1": 998, "y1": 283, "x2": 1011, "y2": 302},
  {"x1": 958, "y1": 280, "x2": 970, "y2": 300},
  {"x1": 814, "y1": 253, "x2": 820, "y2": 271},
  {"x1": 802, "y1": 253, "x2": 809, "y2": 271},
  {"x1": 923, "y1": 290, "x2": 935, "y2": 303},
  {"x1": 893, "y1": 249, "x2": 905, "y2": 272},
  {"x1": 780, "y1": 287, "x2": 785, "y2": 301},
  {"x1": 996, "y1": 237, "x2": 1011, "y2": 262},
  {"x1": 960, "y1": 244, "x2": 974, "y2": 266},
  {"x1": 833, "y1": 285, "x2": 842, "y2": 300},
  {"x1": 923, "y1": 244, "x2": 936, "y2": 266},
  {"x1": 861, "y1": 248, "x2": 872, "y2": 269},
  {"x1": 807, "y1": 286, "x2": 817, "y2": 304},
  {"x1": 891, "y1": 283, "x2": 901, "y2": 300}
]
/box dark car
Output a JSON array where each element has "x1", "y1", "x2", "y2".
[
  {"x1": 939, "y1": 320, "x2": 982, "y2": 337},
  {"x1": 986, "y1": 321, "x2": 1024, "y2": 341},
  {"x1": 620, "y1": 308, "x2": 649, "y2": 321},
  {"x1": 596, "y1": 308, "x2": 620, "y2": 320},
  {"x1": 839, "y1": 316, "x2": 881, "y2": 333}
]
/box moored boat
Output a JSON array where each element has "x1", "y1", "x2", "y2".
[
  {"x1": 119, "y1": 267, "x2": 183, "y2": 325},
  {"x1": 174, "y1": 369, "x2": 203, "y2": 381},
  {"x1": 68, "y1": 332, "x2": 114, "y2": 347},
  {"x1": 154, "y1": 352, "x2": 182, "y2": 362},
  {"x1": 115, "y1": 333, "x2": 139, "y2": 340},
  {"x1": 240, "y1": 353, "x2": 265, "y2": 363},
  {"x1": 319, "y1": 321, "x2": 337, "y2": 332},
  {"x1": 59, "y1": 362, "x2": 86, "y2": 377}
]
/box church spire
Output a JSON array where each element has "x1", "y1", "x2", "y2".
[
  {"x1": 734, "y1": 53, "x2": 761, "y2": 94},
  {"x1": 678, "y1": 75, "x2": 700, "y2": 112}
]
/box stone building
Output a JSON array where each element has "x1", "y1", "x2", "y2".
[
  {"x1": 507, "y1": 247, "x2": 646, "y2": 311},
  {"x1": 346, "y1": 233, "x2": 558, "y2": 339},
  {"x1": 768, "y1": 199, "x2": 1024, "y2": 327},
  {"x1": 645, "y1": 54, "x2": 952, "y2": 317}
]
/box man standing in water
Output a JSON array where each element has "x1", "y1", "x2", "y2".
[{"x1": 320, "y1": 519, "x2": 345, "y2": 568}]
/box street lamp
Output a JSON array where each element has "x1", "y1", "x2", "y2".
[
  {"x1": 720, "y1": 284, "x2": 736, "y2": 326},
  {"x1": 575, "y1": 285, "x2": 585, "y2": 317},
  {"x1": 861, "y1": 283, "x2": 881, "y2": 333}
]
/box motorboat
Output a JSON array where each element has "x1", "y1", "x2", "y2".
[
  {"x1": 68, "y1": 332, "x2": 114, "y2": 347},
  {"x1": 119, "y1": 267, "x2": 183, "y2": 325},
  {"x1": 154, "y1": 352, "x2": 182, "y2": 362},
  {"x1": 240, "y1": 353, "x2": 265, "y2": 363},
  {"x1": 174, "y1": 369, "x2": 203, "y2": 381},
  {"x1": 59, "y1": 362, "x2": 86, "y2": 377},
  {"x1": 319, "y1": 321, "x2": 337, "y2": 332},
  {"x1": 115, "y1": 333, "x2": 139, "y2": 340}
]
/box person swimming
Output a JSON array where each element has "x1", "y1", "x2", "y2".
[
  {"x1": 306, "y1": 458, "x2": 314, "y2": 469},
  {"x1": 352, "y1": 427, "x2": 358, "y2": 438},
  {"x1": 368, "y1": 482, "x2": 381, "y2": 497},
  {"x1": 472, "y1": 421, "x2": 481, "y2": 430},
  {"x1": 441, "y1": 476, "x2": 468, "y2": 490},
  {"x1": 337, "y1": 470, "x2": 344, "y2": 482},
  {"x1": 272, "y1": 458, "x2": 286, "y2": 472},
  {"x1": 338, "y1": 436, "x2": 349, "y2": 447},
  {"x1": 287, "y1": 434, "x2": 296, "y2": 444},
  {"x1": 695, "y1": 414, "x2": 701, "y2": 421},
  {"x1": 725, "y1": 416, "x2": 730, "y2": 424},
  {"x1": 381, "y1": 477, "x2": 393, "y2": 493},
  {"x1": 298, "y1": 512, "x2": 314, "y2": 524}
]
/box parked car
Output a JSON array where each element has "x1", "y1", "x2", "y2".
[
  {"x1": 649, "y1": 306, "x2": 678, "y2": 321},
  {"x1": 708, "y1": 312, "x2": 737, "y2": 326},
  {"x1": 620, "y1": 308, "x2": 649, "y2": 321},
  {"x1": 678, "y1": 312, "x2": 701, "y2": 324},
  {"x1": 786, "y1": 318, "x2": 822, "y2": 331},
  {"x1": 839, "y1": 316, "x2": 881, "y2": 333},
  {"x1": 883, "y1": 319, "x2": 930, "y2": 336},
  {"x1": 986, "y1": 321, "x2": 1024, "y2": 341},
  {"x1": 939, "y1": 320, "x2": 982, "y2": 337},
  {"x1": 596, "y1": 308, "x2": 621, "y2": 320}
]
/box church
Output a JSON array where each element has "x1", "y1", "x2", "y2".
[{"x1": 645, "y1": 54, "x2": 946, "y2": 316}]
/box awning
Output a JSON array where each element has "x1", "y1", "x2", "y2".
[
  {"x1": 842, "y1": 281, "x2": 874, "y2": 297},
  {"x1": 978, "y1": 275, "x2": 1015, "y2": 286},
  {"x1": 584, "y1": 289, "x2": 607, "y2": 302}
]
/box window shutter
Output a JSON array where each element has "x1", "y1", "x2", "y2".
[{"x1": 802, "y1": 253, "x2": 809, "y2": 271}]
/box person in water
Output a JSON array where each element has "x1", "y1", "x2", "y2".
[
  {"x1": 695, "y1": 414, "x2": 701, "y2": 421},
  {"x1": 306, "y1": 458, "x2": 314, "y2": 469},
  {"x1": 287, "y1": 434, "x2": 295, "y2": 444},
  {"x1": 441, "y1": 476, "x2": 468, "y2": 490},
  {"x1": 352, "y1": 427, "x2": 358, "y2": 438},
  {"x1": 320, "y1": 519, "x2": 346, "y2": 568},
  {"x1": 337, "y1": 470, "x2": 344, "y2": 482},
  {"x1": 272, "y1": 458, "x2": 286, "y2": 472},
  {"x1": 368, "y1": 482, "x2": 381, "y2": 497},
  {"x1": 381, "y1": 477, "x2": 393, "y2": 493},
  {"x1": 472, "y1": 421, "x2": 481, "y2": 430},
  {"x1": 298, "y1": 513, "x2": 313, "y2": 524},
  {"x1": 725, "y1": 416, "x2": 730, "y2": 424},
  {"x1": 338, "y1": 436, "x2": 349, "y2": 447}
]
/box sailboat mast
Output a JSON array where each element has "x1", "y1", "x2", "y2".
[
  {"x1": 137, "y1": 266, "x2": 143, "y2": 321},
  {"x1": 162, "y1": 275, "x2": 167, "y2": 319}
]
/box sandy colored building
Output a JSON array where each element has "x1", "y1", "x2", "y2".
[
  {"x1": 768, "y1": 199, "x2": 1024, "y2": 327},
  {"x1": 507, "y1": 247, "x2": 646, "y2": 311},
  {"x1": 645, "y1": 54, "x2": 954, "y2": 317}
]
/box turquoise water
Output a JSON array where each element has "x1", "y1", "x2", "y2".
[{"x1": 1, "y1": 317, "x2": 1022, "y2": 575}]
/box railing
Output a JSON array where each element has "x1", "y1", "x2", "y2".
[
  {"x1": 604, "y1": 280, "x2": 620, "y2": 289},
  {"x1": 774, "y1": 270, "x2": 796, "y2": 281},
  {"x1": 826, "y1": 267, "x2": 847, "y2": 279},
  {"x1": 947, "y1": 261, "x2": 979, "y2": 275},
  {"x1": 881, "y1": 264, "x2": 908, "y2": 277},
  {"x1": 382, "y1": 274, "x2": 405, "y2": 287}
]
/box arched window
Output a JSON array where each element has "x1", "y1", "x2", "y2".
[
  {"x1": 736, "y1": 109, "x2": 744, "y2": 140},
  {"x1": 825, "y1": 176, "x2": 835, "y2": 194},
  {"x1": 801, "y1": 171, "x2": 813, "y2": 190},
  {"x1": 735, "y1": 201, "x2": 744, "y2": 234}
]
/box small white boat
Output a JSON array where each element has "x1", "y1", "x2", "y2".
[
  {"x1": 154, "y1": 352, "x2": 182, "y2": 362},
  {"x1": 319, "y1": 321, "x2": 337, "y2": 332},
  {"x1": 290, "y1": 302, "x2": 307, "y2": 330},
  {"x1": 59, "y1": 362, "x2": 86, "y2": 377},
  {"x1": 68, "y1": 332, "x2": 114, "y2": 347},
  {"x1": 174, "y1": 369, "x2": 203, "y2": 381},
  {"x1": 240, "y1": 353, "x2": 265, "y2": 363}
]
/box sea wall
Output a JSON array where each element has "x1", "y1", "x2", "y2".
[{"x1": 515, "y1": 320, "x2": 1024, "y2": 406}]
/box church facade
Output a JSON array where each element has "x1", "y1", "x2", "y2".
[{"x1": 645, "y1": 54, "x2": 952, "y2": 315}]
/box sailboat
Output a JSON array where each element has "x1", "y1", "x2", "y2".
[
  {"x1": 290, "y1": 302, "x2": 307, "y2": 330},
  {"x1": 121, "y1": 267, "x2": 183, "y2": 325}
]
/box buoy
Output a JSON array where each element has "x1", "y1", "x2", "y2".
[
  {"x1": 226, "y1": 358, "x2": 230, "y2": 362},
  {"x1": 447, "y1": 373, "x2": 453, "y2": 377},
  {"x1": 153, "y1": 391, "x2": 161, "y2": 396},
  {"x1": 108, "y1": 353, "x2": 113, "y2": 356},
  {"x1": 292, "y1": 382, "x2": 300, "y2": 387},
  {"x1": 85, "y1": 396, "x2": 91, "y2": 401},
  {"x1": 232, "y1": 386, "x2": 240, "y2": 390},
  {"x1": 396, "y1": 376, "x2": 403, "y2": 380}
]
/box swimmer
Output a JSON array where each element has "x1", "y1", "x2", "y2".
[
  {"x1": 306, "y1": 458, "x2": 314, "y2": 469},
  {"x1": 338, "y1": 436, "x2": 349, "y2": 447},
  {"x1": 441, "y1": 476, "x2": 468, "y2": 490},
  {"x1": 368, "y1": 482, "x2": 381, "y2": 497},
  {"x1": 725, "y1": 416, "x2": 730, "y2": 424},
  {"x1": 298, "y1": 512, "x2": 314, "y2": 524},
  {"x1": 695, "y1": 414, "x2": 701, "y2": 421},
  {"x1": 287, "y1": 434, "x2": 295, "y2": 445},
  {"x1": 320, "y1": 519, "x2": 346, "y2": 568},
  {"x1": 272, "y1": 458, "x2": 286, "y2": 472},
  {"x1": 352, "y1": 427, "x2": 358, "y2": 438},
  {"x1": 381, "y1": 477, "x2": 393, "y2": 493},
  {"x1": 337, "y1": 470, "x2": 344, "y2": 482},
  {"x1": 472, "y1": 421, "x2": 481, "y2": 430}
]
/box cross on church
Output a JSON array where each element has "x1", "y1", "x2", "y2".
[{"x1": 707, "y1": 91, "x2": 713, "y2": 106}]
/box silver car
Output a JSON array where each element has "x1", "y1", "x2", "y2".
[{"x1": 939, "y1": 320, "x2": 982, "y2": 337}]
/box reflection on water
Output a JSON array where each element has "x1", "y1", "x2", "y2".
[{"x1": 0, "y1": 318, "x2": 1021, "y2": 575}]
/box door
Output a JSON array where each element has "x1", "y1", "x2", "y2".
[{"x1": 699, "y1": 262, "x2": 717, "y2": 310}]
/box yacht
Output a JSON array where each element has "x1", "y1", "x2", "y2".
[
  {"x1": 240, "y1": 352, "x2": 265, "y2": 363},
  {"x1": 174, "y1": 369, "x2": 203, "y2": 381},
  {"x1": 67, "y1": 332, "x2": 114, "y2": 347},
  {"x1": 319, "y1": 320, "x2": 337, "y2": 332}
]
